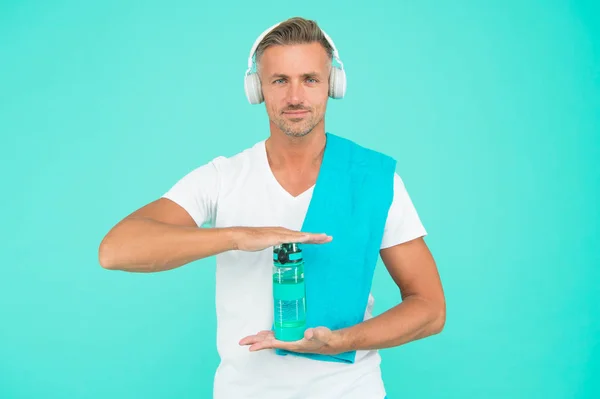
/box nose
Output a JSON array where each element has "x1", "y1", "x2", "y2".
[{"x1": 286, "y1": 80, "x2": 304, "y2": 104}]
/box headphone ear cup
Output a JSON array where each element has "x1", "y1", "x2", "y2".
[
  {"x1": 244, "y1": 73, "x2": 264, "y2": 104},
  {"x1": 328, "y1": 66, "x2": 346, "y2": 99}
]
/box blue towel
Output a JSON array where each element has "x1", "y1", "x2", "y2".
[{"x1": 276, "y1": 132, "x2": 397, "y2": 363}]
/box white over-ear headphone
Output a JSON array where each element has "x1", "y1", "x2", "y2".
[{"x1": 244, "y1": 21, "x2": 347, "y2": 105}]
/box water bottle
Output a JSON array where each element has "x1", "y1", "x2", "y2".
[{"x1": 272, "y1": 243, "x2": 307, "y2": 342}]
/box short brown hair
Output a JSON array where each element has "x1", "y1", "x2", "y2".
[{"x1": 254, "y1": 17, "x2": 334, "y2": 66}]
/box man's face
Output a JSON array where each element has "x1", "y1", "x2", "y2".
[{"x1": 257, "y1": 42, "x2": 331, "y2": 138}]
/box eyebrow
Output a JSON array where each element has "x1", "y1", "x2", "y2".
[{"x1": 269, "y1": 72, "x2": 321, "y2": 79}]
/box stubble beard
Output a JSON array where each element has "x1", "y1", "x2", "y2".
[{"x1": 272, "y1": 108, "x2": 324, "y2": 138}]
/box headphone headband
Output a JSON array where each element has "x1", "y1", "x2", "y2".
[{"x1": 245, "y1": 21, "x2": 343, "y2": 75}]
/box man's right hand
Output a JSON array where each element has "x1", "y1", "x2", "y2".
[{"x1": 230, "y1": 227, "x2": 333, "y2": 252}]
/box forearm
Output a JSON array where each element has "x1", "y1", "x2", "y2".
[
  {"x1": 335, "y1": 295, "x2": 445, "y2": 352},
  {"x1": 98, "y1": 217, "x2": 236, "y2": 272}
]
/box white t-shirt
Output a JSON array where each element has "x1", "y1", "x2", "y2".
[{"x1": 162, "y1": 139, "x2": 427, "y2": 399}]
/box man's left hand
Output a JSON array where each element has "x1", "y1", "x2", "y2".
[{"x1": 239, "y1": 327, "x2": 343, "y2": 355}]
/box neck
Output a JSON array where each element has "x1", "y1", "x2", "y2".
[{"x1": 265, "y1": 125, "x2": 326, "y2": 170}]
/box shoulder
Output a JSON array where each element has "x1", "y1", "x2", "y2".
[
  {"x1": 329, "y1": 133, "x2": 397, "y2": 171},
  {"x1": 184, "y1": 140, "x2": 259, "y2": 174},
  {"x1": 211, "y1": 140, "x2": 262, "y2": 172},
  {"x1": 203, "y1": 140, "x2": 264, "y2": 193},
  {"x1": 167, "y1": 141, "x2": 262, "y2": 190}
]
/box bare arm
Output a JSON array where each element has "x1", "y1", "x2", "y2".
[
  {"x1": 98, "y1": 198, "x2": 232, "y2": 272},
  {"x1": 98, "y1": 198, "x2": 332, "y2": 273},
  {"x1": 334, "y1": 236, "x2": 446, "y2": 351}
]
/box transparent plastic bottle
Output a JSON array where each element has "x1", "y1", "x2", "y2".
[{"x1": 272, "y1": 243, "x2": 307, "y2": 342}]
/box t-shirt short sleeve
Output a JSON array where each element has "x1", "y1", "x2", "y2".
[
  {"x1": 161, "y1": 160, "x2": 220, "y2": 227},
  {"x1": 380, "y1": 173, "x2": 427, "y2": 249}
]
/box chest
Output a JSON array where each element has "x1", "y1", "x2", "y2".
[
  {"x1": 214, "y1": 171, "x2": 313, "y2": 231},
  {"x1": 269, "y1": 166, "x2": 319, "y2": 198}
]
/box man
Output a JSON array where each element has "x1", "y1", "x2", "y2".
[{"x1": 99, "y1": 16, "x2": 445, "y2": 399}]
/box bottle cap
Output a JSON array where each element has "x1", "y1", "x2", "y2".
[{"x1": 273, "y1": 243, "x2": 303, "y2": 264}]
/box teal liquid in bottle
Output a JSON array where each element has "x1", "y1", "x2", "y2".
[{"x1": 272, "y1": 243, "x2": 307, "y2": 342}]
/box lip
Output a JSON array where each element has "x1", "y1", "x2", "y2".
[{"x1": 283, "y1": 110, "x2": 309, "y2": 116}]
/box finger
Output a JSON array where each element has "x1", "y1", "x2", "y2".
[
  {"x1": 305, "y1": 235, "x2": 333, "y2": 244},
  {"x1": 248, "y1": 337, "x2": 278, "y2": 351},
  {"x1": 304, "y1": 328, "x2": 315, "y2": 341},
  {"x1": 304, "y1": 327, "x2": 329, "y2": 343},
  {"x1": 273, "y1": 228, "x2": 331, "y2": 243},
  {"x1": 289, "y1": 233, "x2": 332, "y2": 244},
  {"x1": 239, "y1": 330, "x2": 273, "y2": 345},
  {"x1": 249, "y1": 337, "x2": 299, "y2": 352},
  {"x1": 238, "y1": 336, "x2": 263, "y2": 345}
]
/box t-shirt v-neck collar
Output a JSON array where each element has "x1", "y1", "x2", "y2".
[{"x1": 258, "y1": 140, "x2": 315, "y2": 201}]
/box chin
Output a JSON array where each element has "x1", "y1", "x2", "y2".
[
  {"x1": 284, "y1": 130, "x2": 312, "y2": 138},
  {"x1": 280, "y1": 123, "x2": 313, "y2": 137}
]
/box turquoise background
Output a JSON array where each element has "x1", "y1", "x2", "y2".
[{"x1": 1, "y1": 0, "x2": 599, "y2": 398}]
